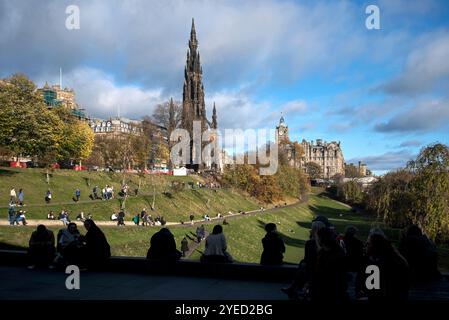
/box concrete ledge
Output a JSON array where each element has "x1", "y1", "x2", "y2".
[{"x1": 0, "y1": 249, "x2": 297, "y2": 282}]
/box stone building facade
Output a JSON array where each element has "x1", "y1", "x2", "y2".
[
  {"x1": 276, "y1": 116, "x2": 345, "y2": 179},
  {"x1": 37, "y1": 82, "x2": 88, "y2": 120},
  {"x1": 89, "y1": 117, "x2": 143, "y2": 136}
]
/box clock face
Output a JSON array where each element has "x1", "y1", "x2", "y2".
[{"x1": 279, "y1": 130, "x2": 284, "y2": 136}]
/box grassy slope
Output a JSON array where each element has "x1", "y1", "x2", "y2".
[
  {"x1": 0, "y1": 167, "x2": 260, "y2": 221},
  {"x1": 2, "y1": 191, "x2": 448, "y2": 271}
]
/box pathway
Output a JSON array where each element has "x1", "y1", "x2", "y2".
[{"x1": 1, "y1": 201, "x2": 302, "y2": 227}]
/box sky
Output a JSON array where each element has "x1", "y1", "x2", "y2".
[{"x1": 1, "y1": 0, "x2": 449, "y2": 175}]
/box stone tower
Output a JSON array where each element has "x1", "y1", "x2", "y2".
[
  {"x1": 182, "y1": 18, "x2": 208, "y2": 136},
  {"x1": 181, "y1": 18, "x2": 217, "y2": 170},
  {"x1": 211, "y1": 102, "x2": 217, "y2": 129},
  {"x1": 276, "y1": 114, "x2": 289, "y2": 142}
]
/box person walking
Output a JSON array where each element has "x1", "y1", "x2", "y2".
[
  {"x1": 181, "y1": 237, "x2": 189, "y2": 257},
  {"x1": 10, "y1": 187, "x2": 16, "y2": 203},
  {"x1": 45, "y1": 190, "x2": 52, "y2": 204},
  {"x1": 8, "y1": 204, "x2": 16, "y2": 226},
  {"x1": 17, "y1": 189, "x2": 24, "y2": 206},
  {"x1": 74, "y1": 188, "x2": 81, "y2": 202}
]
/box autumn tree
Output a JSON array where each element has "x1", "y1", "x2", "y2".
[
  {"x1": 53, "y1": 107, "x2": 94, "y2": 165},
  {"x1": 305, "y1": 162, "x2": 322, "y2": 179},
  {"x1": 407, "y1": 143, "x2": 449, "y2": 242},
  {"x1": 0, "y1": 74, "x2": 63, "y2": 161}
]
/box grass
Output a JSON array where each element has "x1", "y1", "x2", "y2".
[
  {"x1": 2, "y1": 191, "x2": 448, "y2": 271},
  {"x1": 0, "y1": 167, "x2": 261, "y2": 221}
]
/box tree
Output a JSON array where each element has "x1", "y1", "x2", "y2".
[
  {"x1": 345, "y1": 164, "x2": 362, "y2": 178},
  {"x1": 305, "y1": 162, "x2": 322, "y2": 179},
  {"x1": 0, "y1": 74, "x2": 63, "y2": 161},
  {"x1": 151, "y1": 99, "x2": 182, "y2": 134},
  {"x1": 407, "y1": 143, "x2": 449, "y2": 242}
]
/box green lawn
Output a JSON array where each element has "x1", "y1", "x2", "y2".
[
  {"x1": 2, "y1": 191, "x2": 448, "y2": 271},
  {"x1": 0, "y1": 167, "x2": 261, "y2": 221}
]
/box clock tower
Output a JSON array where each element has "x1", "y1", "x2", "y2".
[{"x1": 276, "y1": 114, "x2": 289, "y2": 142}]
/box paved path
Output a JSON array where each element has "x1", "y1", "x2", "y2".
[
  {"x1": 0, "y1": 266, "x2": 288, "y2": 300},
  {"x1": 1, "y1": 201, "x2": 302, "y2": 227}
]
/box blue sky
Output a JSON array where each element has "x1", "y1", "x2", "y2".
[{"x1": 1, "y1": 0, "x2": 449, "y2": 174}]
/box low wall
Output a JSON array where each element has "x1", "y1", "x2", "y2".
[{"x1": 0, "y1": 249, "x2": 297, "y2": 282}]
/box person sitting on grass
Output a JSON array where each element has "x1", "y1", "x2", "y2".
[
  {"x1": 47, "y1": 211, "x2": 56, "y2": 220},
  {"x1": 132, "y1": 214, "x2": 140, "y2": 226},
  {"x1": 260, "y1": 223, "x2": 285, "y2": 265},
  {"x1": 15, "y1": 210, "x2": 27, "y2": 225},
  {"x1": 59, "y1": 210, "x2": 70, "y2": 226},
  {"x1": 76, "y1": 212, "x2": 85, "y2": 221},
  {"x1": 146, "y1": 227, "x2": 181, "y2": 262},
  {"x1": 117, "y1": 210, "x2": 125, "y2": 226},
  {"x1": 28, "y1": 225, "x2": 55, "y2": 270},
  {"x1": 201, "y1": 225, "x2": 233, "y2": 263},
  {"x1": 81, "y1": 219, "x2": 111, "y2": 269}
]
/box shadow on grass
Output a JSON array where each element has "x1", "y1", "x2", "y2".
[
  {"x1": 0, "y1": 242, "x2": 27, "y2": 251},
  {"x1": 297, "y1": 219, "x2": 401, "y2": 243},
  {"x1": 0, "y1": 168, "x2": 19, "y2": 177}
]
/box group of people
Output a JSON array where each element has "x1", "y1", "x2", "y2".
[
  {"x1": 7, "y1": 205, "x2": 28, "y2": 226},
  {"x1": 277, "y1": 216, "x2": 441, "y2": 301},
  {"x1": 46, "y1": 210, "x2": 92, "y2": 225},
  {"x1": 9, "y1": 187, "x2": 25, "y2": 206},
  {"x1": 101, "y1": 185, "x2": 114, "y2": 200},
  {"x1": 27, "y1": 219, "x2": 111, "y2": 270}
]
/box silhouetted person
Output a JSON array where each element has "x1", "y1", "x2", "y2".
[
  {"x1": 343, "y1": 225, "x2": 364, "y2": 272},
  {"x1": 201, "y1": 225, "x2": 233, "y2": 263},
  {"x1": 260, "y1": 223, "x2": 285, "y2": 265},
  {"x1": 359, "y1": 229, "x2": 409, "y2": 301},
  {"x1": 117, "y1": 210, "x2": 125, "y2": 226},
  {"x1": 399, "y1": 225, "x2": 441, "y2": 282},
  {"x1": 196, "y1": 225, "x2": 205, "y2": 242},
  {"x1": 146, "y1": 227, "x2": 181, "y2": 262},
  {"x1": 309, "y1": 227, "x2": 348, "y2": 301},
  {"x1": 82, "y1": 219, "x2": 111, "y2": 269},
  {"x1": 28, "y1": 225, "x2": 55, "y2": 269},
  {"x1": 282, "y1": 221, "x2": 325, "y2": 299},
  {"x1": 57, "y1": 222, "x2": 83, "y2": 266},
  {"x1": 181, "y1": 237, "x2": 189, "y2": 257}
]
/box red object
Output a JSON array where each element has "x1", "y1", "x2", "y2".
[
  {"x1": 51, "y1": 163, "x2": 60, "y2": 169},
  {"x1": 10, "y1": 161, "x2": 25, "y2": 168},
  {"x1": 73, "y1": 165, "x2": 87, "y2": 171}
]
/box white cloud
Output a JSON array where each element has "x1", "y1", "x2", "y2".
[
  {"x1": 37, "y1": 67, "x2": 165, "y2": 119},
  {"x1": 382, "y1": 31, "x2": 449, "y2": 95}
]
